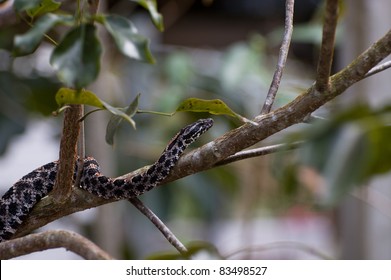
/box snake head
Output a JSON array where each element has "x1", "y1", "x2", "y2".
[
  {"x1": 165, "y1": 118, "x2": 214, "y2": 151},
  {"x1": 180, "y1": 118, "x2": 214, "y2": 144}
]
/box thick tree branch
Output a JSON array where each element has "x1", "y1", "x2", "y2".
[
  {"x1": 51, "y1": 105, "x2": 82, "y2": 203},
  {"x1": 261, "y1": 0, "x2": 294, "y2": 114},
  {"x1": 316, "y1": 0, "x2": 339, "y2": 92},
  {"x1": 0, "y1": 230, "x2": 113, "y2": 259},
  {"x1": 10, "y1": 28, "x2": 391, "y2": 243}
]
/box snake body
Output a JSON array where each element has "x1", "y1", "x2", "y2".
[{"x1": 0, "y1": 118, "x2": 213, "y2": 242}]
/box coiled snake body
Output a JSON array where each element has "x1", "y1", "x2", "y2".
[{"x1": 0, "y1": 118, "x2": 213, "y2": 242}]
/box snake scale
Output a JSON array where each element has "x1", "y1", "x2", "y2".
[{"x1": 0, "y1": 118, "x2": 213, "y2": 243}]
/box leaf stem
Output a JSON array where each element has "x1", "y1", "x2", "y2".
[{"x1": 137, "y1": 109, "x2": 174, "y2": 116}]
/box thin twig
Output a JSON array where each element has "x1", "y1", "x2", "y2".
[
  {"x1": 128, "y1": 197, "x2": 189, "y2": 256},
  {"x1": 214, "y1": 141, "x2": 303, "y2": 167},
  {"x1": 364, "y1": 60, "x2": 391, "y2": 78},
  {"x1": 0, "y1": 230, "x2": 114, "y2": 260},
  {"x1": 261, "y1": 0, "x2": 294, "y2": 114},
  {"x1": 315, "y1": 0, "x2": 339, "y2": 92}
]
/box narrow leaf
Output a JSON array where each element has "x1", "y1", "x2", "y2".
[
  {"x1": 106, "y1": 94, "x2": 140, "y2": 145},
  {"x1": 102, "y1": 14, "x2": 155, "y2": 63},
  {"x1": 176, "y1": 98, "x2": 256, "y2": 124},
  {"x1": 101, "y1": 100, "x2": 136, "y2": 130},
  {"x1": 176, "y1": 98, "x2": 236, "y2": 116},
  {"x1": 130, "y1": 0, "x2": 164, "y2": 31},
  {"x1": 50, "y1": 24, "x2": 102, "y2": 89}
]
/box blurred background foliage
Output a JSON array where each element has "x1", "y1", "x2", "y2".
[{"x1": 1, "y1": 0, "x2": 391, "y2": 259}]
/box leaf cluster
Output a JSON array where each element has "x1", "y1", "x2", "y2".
[
  {"x1": 12, "y1": 0, "x2": 251, "y2": 146},
  {"x1": 13, "y1": 0, "x2": 159, "y2": 89}
]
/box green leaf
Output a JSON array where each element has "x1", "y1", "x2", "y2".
[
  {"x1": 26, "y1": 0, "x2": 61, "y2": 19},
  {"x1": 55, "y1": 88, "x2": 105, "y2": 108},
  {"x1": 55, "y1": 87, "x2": 136, "y2": 131},
  {"x1": 102, "y1": 14, "x2": 155, "y2": 63},
  {"x1": 100, "y1": 101, "x2": 137, "y2": 130},
  {"x1": 106, "y1": 94, "x2": 140, "y2": 145},
  {"x1": 13, "y1": 13, "x2": 74, "y2": 56},
  {"x1": 175, "y1": 98, "x2": 256, "y2": 124},
  {"x1": 50, "y1": 24, "x2": 102, "y2": 89},
  {"x1": 130, "y1": 0, "x2": 164, "y2": 31},
  {"x1": 14, "y1": 0, "x2": 41, "y2": 12},
  {"x1": 176, "y1": 98, "x2": 235, "y2": 116}
]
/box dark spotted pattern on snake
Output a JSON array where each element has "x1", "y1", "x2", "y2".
[{"x1": 0, "y1": 118, "x2": 213, "y2": 242}]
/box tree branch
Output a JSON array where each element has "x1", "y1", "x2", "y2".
[
  {"x1": 261, "y1": 0, "x2": 294, "y2": 114},
  {"x1": 0, "y1": 230, "x2": 113, "y2": 259},
  {"x1": 164, "y1": 27, "x2": 391, "y2": 183},
  {"x1": 315, "y1": 0, "x2": 339, "y2": 92},
  {"x1": 10, "y1": 28, "x2": 391, "y2": 244}
]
